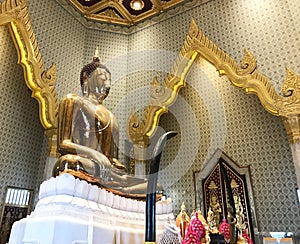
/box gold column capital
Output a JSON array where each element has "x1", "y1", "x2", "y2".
[
  {"x1": 282, "y1": 115, "x2": 300, "y2": 144},
  {"x1": 45, "y1": 129, "x2": 58, "y2": 157}
]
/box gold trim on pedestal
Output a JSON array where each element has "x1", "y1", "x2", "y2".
[
  {"x1": 128, "y1": 18, "x2": 300, "y2": 145},
  {"x1": 0, "y1": 0, "x2": 58, "y2": 130}
]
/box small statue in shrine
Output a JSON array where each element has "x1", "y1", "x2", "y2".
[
  {"x1": 175, "y1": 202, "x2": 190, "y2": 239},
  {"x1": 207, "y1": 207, "x2": 218, "y2": 233},
  {"x1": 233, "y1": 195, "x2": 246, "y2": 232},
  {"x1": 209, "y1": 193, "x2": 222, "y2": 227}
]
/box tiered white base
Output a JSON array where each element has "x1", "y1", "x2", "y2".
[{"x1": 9, "y1": 173, "x2": 174, "y2": 244}]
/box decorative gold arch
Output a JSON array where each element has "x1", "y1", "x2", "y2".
[
  {"x1": 1, "y1": 0, "x2": 300, "y2": 158},
  {"x1": 0, "y1": 0, "x2": 58, "y2": 131},
  {"x1": 128, "y1": 18, "x2": 300, "y2": 145}
]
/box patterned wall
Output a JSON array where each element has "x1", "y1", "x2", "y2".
[
  {"x1": 0, "y1": 0, "x2": 299, "y2": 235},
  {"x1": 27, "y1": 0, "x2": 86, "y2": 99},
  {"x1": 123, "y1": 0, "x2": 300, "y2": 232},
  {"x1": 0, "y1": 25, "x2": 46, "y2": 212},
  {"x1": 158, "y1": 60, "x2": 299, "y2": 231},
  {"x1": 0, "y1": 0, "x2": 87, "y2": 213}
]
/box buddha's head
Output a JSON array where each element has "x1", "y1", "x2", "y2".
[{"x1": 80, "y1": 48, "x2": 111, "y2": 101}]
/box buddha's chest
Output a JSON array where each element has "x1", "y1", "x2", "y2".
[{"x1": 76, "y1": 106, "x2": 112, "y2": 133}]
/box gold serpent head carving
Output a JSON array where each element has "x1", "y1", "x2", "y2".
[
  {"x1": 150, "y1": 77, "x2": 166, "y2": 101},
  {"x1": 282, "y1": 68, "x2": 300, "y2": 97},
  {"x1": 189, "y1": 18, "x2": 200, "y2": 38},
  {"x1": 128, "y1": 110, "x2": 148, "y2": 144},
  {"x1": 237, "y1": 49, "x2": 257, "y2": 75},
  {"x1": 41, "y1": 64, "x2": 57, "y2": 86}
]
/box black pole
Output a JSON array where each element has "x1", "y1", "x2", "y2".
[
  {"x1": 219, "y1": 162, "x2": 235, "y2": 215},
  {"x1": 219, "y1": 161, "x2": 237, "y2": 244},
  {"x1": 145, "y1": 131, "x2": 177, "y2": 243}
]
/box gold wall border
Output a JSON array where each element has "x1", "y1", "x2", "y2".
[
  {"x1": 0, "y1": 0, "x2": 58, "y2": 132},
  {"x1": 128, "y1": 18, "x2": 300, "y2": 145}
]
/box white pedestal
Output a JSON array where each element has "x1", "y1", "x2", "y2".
[{"x1": 9, "y1": 174, "x2": 174, "y2": 244}]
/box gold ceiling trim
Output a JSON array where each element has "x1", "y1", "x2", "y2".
[
  {"x1": 67, "y1": 0, "x2": 187, "y2": 26},
  {"x1": 151, "y1": 0, "x2": 163, "y2": 12},
  {"x1": 128, "y1": 19, "x2": 300, "y2": 144},
  {"x1": 56, "y1": 0, "x2": 210, "y2": 34},
  {"x1": 68, "y1": 0, "x2": 133, "y2": 25},
  {"x1": 0, "y1": 0, "x2": 58, "y2": 130},
  {"x1": 89, "y1": 1, "x2": 134, "y2": 25}
]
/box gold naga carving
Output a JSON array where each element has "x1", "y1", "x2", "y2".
[
  {"x1": 0, "y1": 0, "x2": 58, "y2": 131},
  {"x1": 128, "y1": 18, "x2": 300, "y2": 144}
]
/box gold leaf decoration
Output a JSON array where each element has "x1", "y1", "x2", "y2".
[
  {"x1": 128, "y1": 18, "x2": 300, "y2": 145},
  {"x1": 0, "y1": 0, "x2": 58, "y2": 130}
]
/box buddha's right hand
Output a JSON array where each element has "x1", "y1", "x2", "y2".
[{"x1": 53, "y1": 150, "x2": 112, "y2": 182}]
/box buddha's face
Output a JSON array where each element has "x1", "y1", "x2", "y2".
[{"x1": 88, "y1": 67, "x2": 111, "y2": 100}]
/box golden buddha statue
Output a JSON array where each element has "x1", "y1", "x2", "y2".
[{"x1": 53, "y1": 48, "x2": 149, "y2": 198}]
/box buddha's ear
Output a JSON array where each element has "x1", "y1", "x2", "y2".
[
  {"x1": 83, "y1": 80, "x2": 89, "y2": 96},
  {"x1": 81, "y1": 71, "x2": 88, "y2": 95}
]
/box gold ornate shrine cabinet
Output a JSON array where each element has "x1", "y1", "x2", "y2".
[{"x1": 195, "y1": 149, "x2": 258, "y2": 241}]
